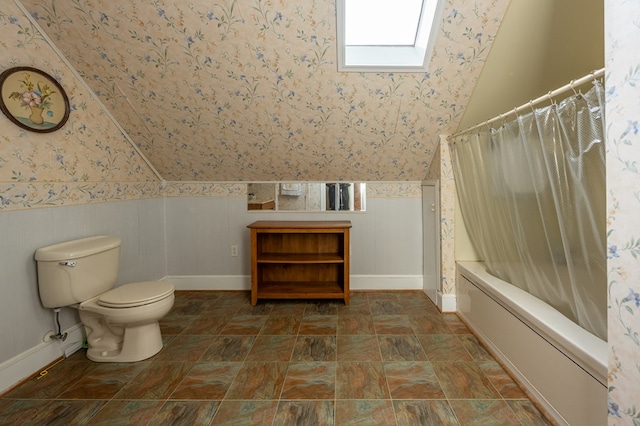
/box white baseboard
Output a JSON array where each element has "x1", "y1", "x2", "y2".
[
  {"x1": 165, "y1": 274, "x2": 423, "y2": 291},
  {"x1": 0, "y1": 324, "x2": 85, "y2": 395},
  {"x1": 60, "y1": 325, "x2": 86, "y2": 358},
  {"x1": 350, "y1": 275, "x2": 423, "y2": 291},
  {"x1": 425, "y1": 288, "x2": 438, "y2": 305},
  {"x1": 167, "y1": 275, "x2": 251, "y2": 291},
  {"x1": 437, "y1": 291, "x2": 457, "y2": 312}
]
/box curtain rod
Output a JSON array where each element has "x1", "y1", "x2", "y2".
[{"x1": 450, "y1": 67, "x2": 605, "y2": 139}]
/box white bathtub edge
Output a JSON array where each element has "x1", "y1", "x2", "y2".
[{"x1": 457, "y1": 261, "x2": 607, "y2": 386}]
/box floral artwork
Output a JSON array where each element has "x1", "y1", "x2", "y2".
[
  {"x1": 9, "y1": 72, "x2": 56, "y2": 123},
  {"x1": 0, "y1": 67, "x2": 70, "y2": 132}
]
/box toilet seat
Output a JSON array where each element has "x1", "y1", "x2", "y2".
[{"x1": 97, "y1": 281, "x2": 174, "y2": 308}]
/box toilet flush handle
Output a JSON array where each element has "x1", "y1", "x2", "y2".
[{"x1": 59, "y1": 261, "x2": 76, "y2": 267}]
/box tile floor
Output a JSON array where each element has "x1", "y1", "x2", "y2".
[{"x1": 0, "y1": 291, "x2": 553, "y2": 425}]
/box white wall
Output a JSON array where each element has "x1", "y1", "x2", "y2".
[
  {"x1": 457, "y1": 0, "x2": 603, "y2": 131},
  {"x1": 0, "y1": 198, "x2": 166, "y2": 391},
  {"x1": 164, "y1": 196, "x2": 423, "y2": 285}
]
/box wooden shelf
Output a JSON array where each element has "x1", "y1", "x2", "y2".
[
  {"x1": 256, "y1": 282, "x2": 346, "y2": 300},
  {"x1": 248, "y1": 221, "x2": 351, "y2": 306},
  {"x1": 257, "y1": 253, "x2": 345, "y2": 263}
]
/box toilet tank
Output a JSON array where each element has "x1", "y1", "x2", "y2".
[{"x1": 34, "y1": 236, "x2": 122, "y2": 308}]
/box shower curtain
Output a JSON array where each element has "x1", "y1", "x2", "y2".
[{"x1": 450, "y1": 81, "x2": 606, "y2": 340}]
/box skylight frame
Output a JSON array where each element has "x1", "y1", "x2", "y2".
[{"x1": 336, "y1": 0, "x2": 445, "y2": 72}]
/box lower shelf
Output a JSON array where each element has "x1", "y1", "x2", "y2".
[{"x1": 253, "y1": 281, "x2": 348, "y2": 303}]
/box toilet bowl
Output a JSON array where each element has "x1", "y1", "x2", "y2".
[
  {"x1": 35, "y1": 236, "x2": 175, "y2": 363},
  {"x1": 79, "y1": 281, "x2": 174, "y2": 362}
]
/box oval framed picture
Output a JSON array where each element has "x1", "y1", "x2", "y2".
[{"x1": 0, "y1": 66, "x2": 70, "y2": 133}]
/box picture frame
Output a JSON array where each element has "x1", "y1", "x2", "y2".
[{"x1": 0, "y1": 66, "x2": 70, "y2": 133}]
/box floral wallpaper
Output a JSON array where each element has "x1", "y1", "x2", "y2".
[
  {"x1": 20, "y1": 0, "x2": 510, "y2": 182},
  {"x1": 0, "y1": 3, "x2": 161, "y2": 212},
  {"x1": 606, "y1": 0, "x2": 640, "y2": 423},
  {"x1": 162, "y1": 182, "x2": 245, "y2": 198},
  {"x1": 437, "y1": 136, "x2": 456, "y2": 295},
  {"x1": 367, "y1": 182, "x2": 422, "y2": 198}
]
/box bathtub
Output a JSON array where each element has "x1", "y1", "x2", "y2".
[{"x1": 456, "y1": 261, "x2": 607, "y2": 426}]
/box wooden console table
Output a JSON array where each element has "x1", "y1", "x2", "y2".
[{"x1": 247, "y1": 220, "x2": 352, "y2": 306}]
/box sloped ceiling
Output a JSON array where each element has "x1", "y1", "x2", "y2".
[{"x1": 19, "y1": 0, "x2": 510, "y2": 182}]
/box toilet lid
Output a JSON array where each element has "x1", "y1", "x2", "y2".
[{"x1": 97, "y1": 281, "x2": 174, "y2": 308}]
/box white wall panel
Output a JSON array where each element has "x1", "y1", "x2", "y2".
[
  {"x1": 0, "y1": 199, "x2": 165, "y2": 367},
  {"x1": 373, "y1": 197, "x2": 423, "y2": 275},
  {"x1": 164, "y1": 196, "x2": 422, "y2": 278}
]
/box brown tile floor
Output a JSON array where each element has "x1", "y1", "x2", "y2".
[{"x1": 0, "y1": 291, "x2": 553, "y2": 425}]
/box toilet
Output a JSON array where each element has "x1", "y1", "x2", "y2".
[{"x1": 34, "y1": 236, "x2": 175, "y2": 362}]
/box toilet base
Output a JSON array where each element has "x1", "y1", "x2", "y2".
[{"x1": 86, "y1": 321, "x2": 164, "y2": 362}]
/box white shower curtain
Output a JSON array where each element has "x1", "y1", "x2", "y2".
[{"x1": 450, "y1": 81, "x2": 606, "y2": 340}]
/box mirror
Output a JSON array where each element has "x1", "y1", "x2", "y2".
[{"x1": 247, "y1": 183, "x2": 366, "y2": 211}]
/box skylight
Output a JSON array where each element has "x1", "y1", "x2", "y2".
[
  {"x1": 337, "y1": 0, "x2": 445, "y2": 72},
  {"x1": 344, "y1": 0, "x2": 422, "y2": 46}
]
